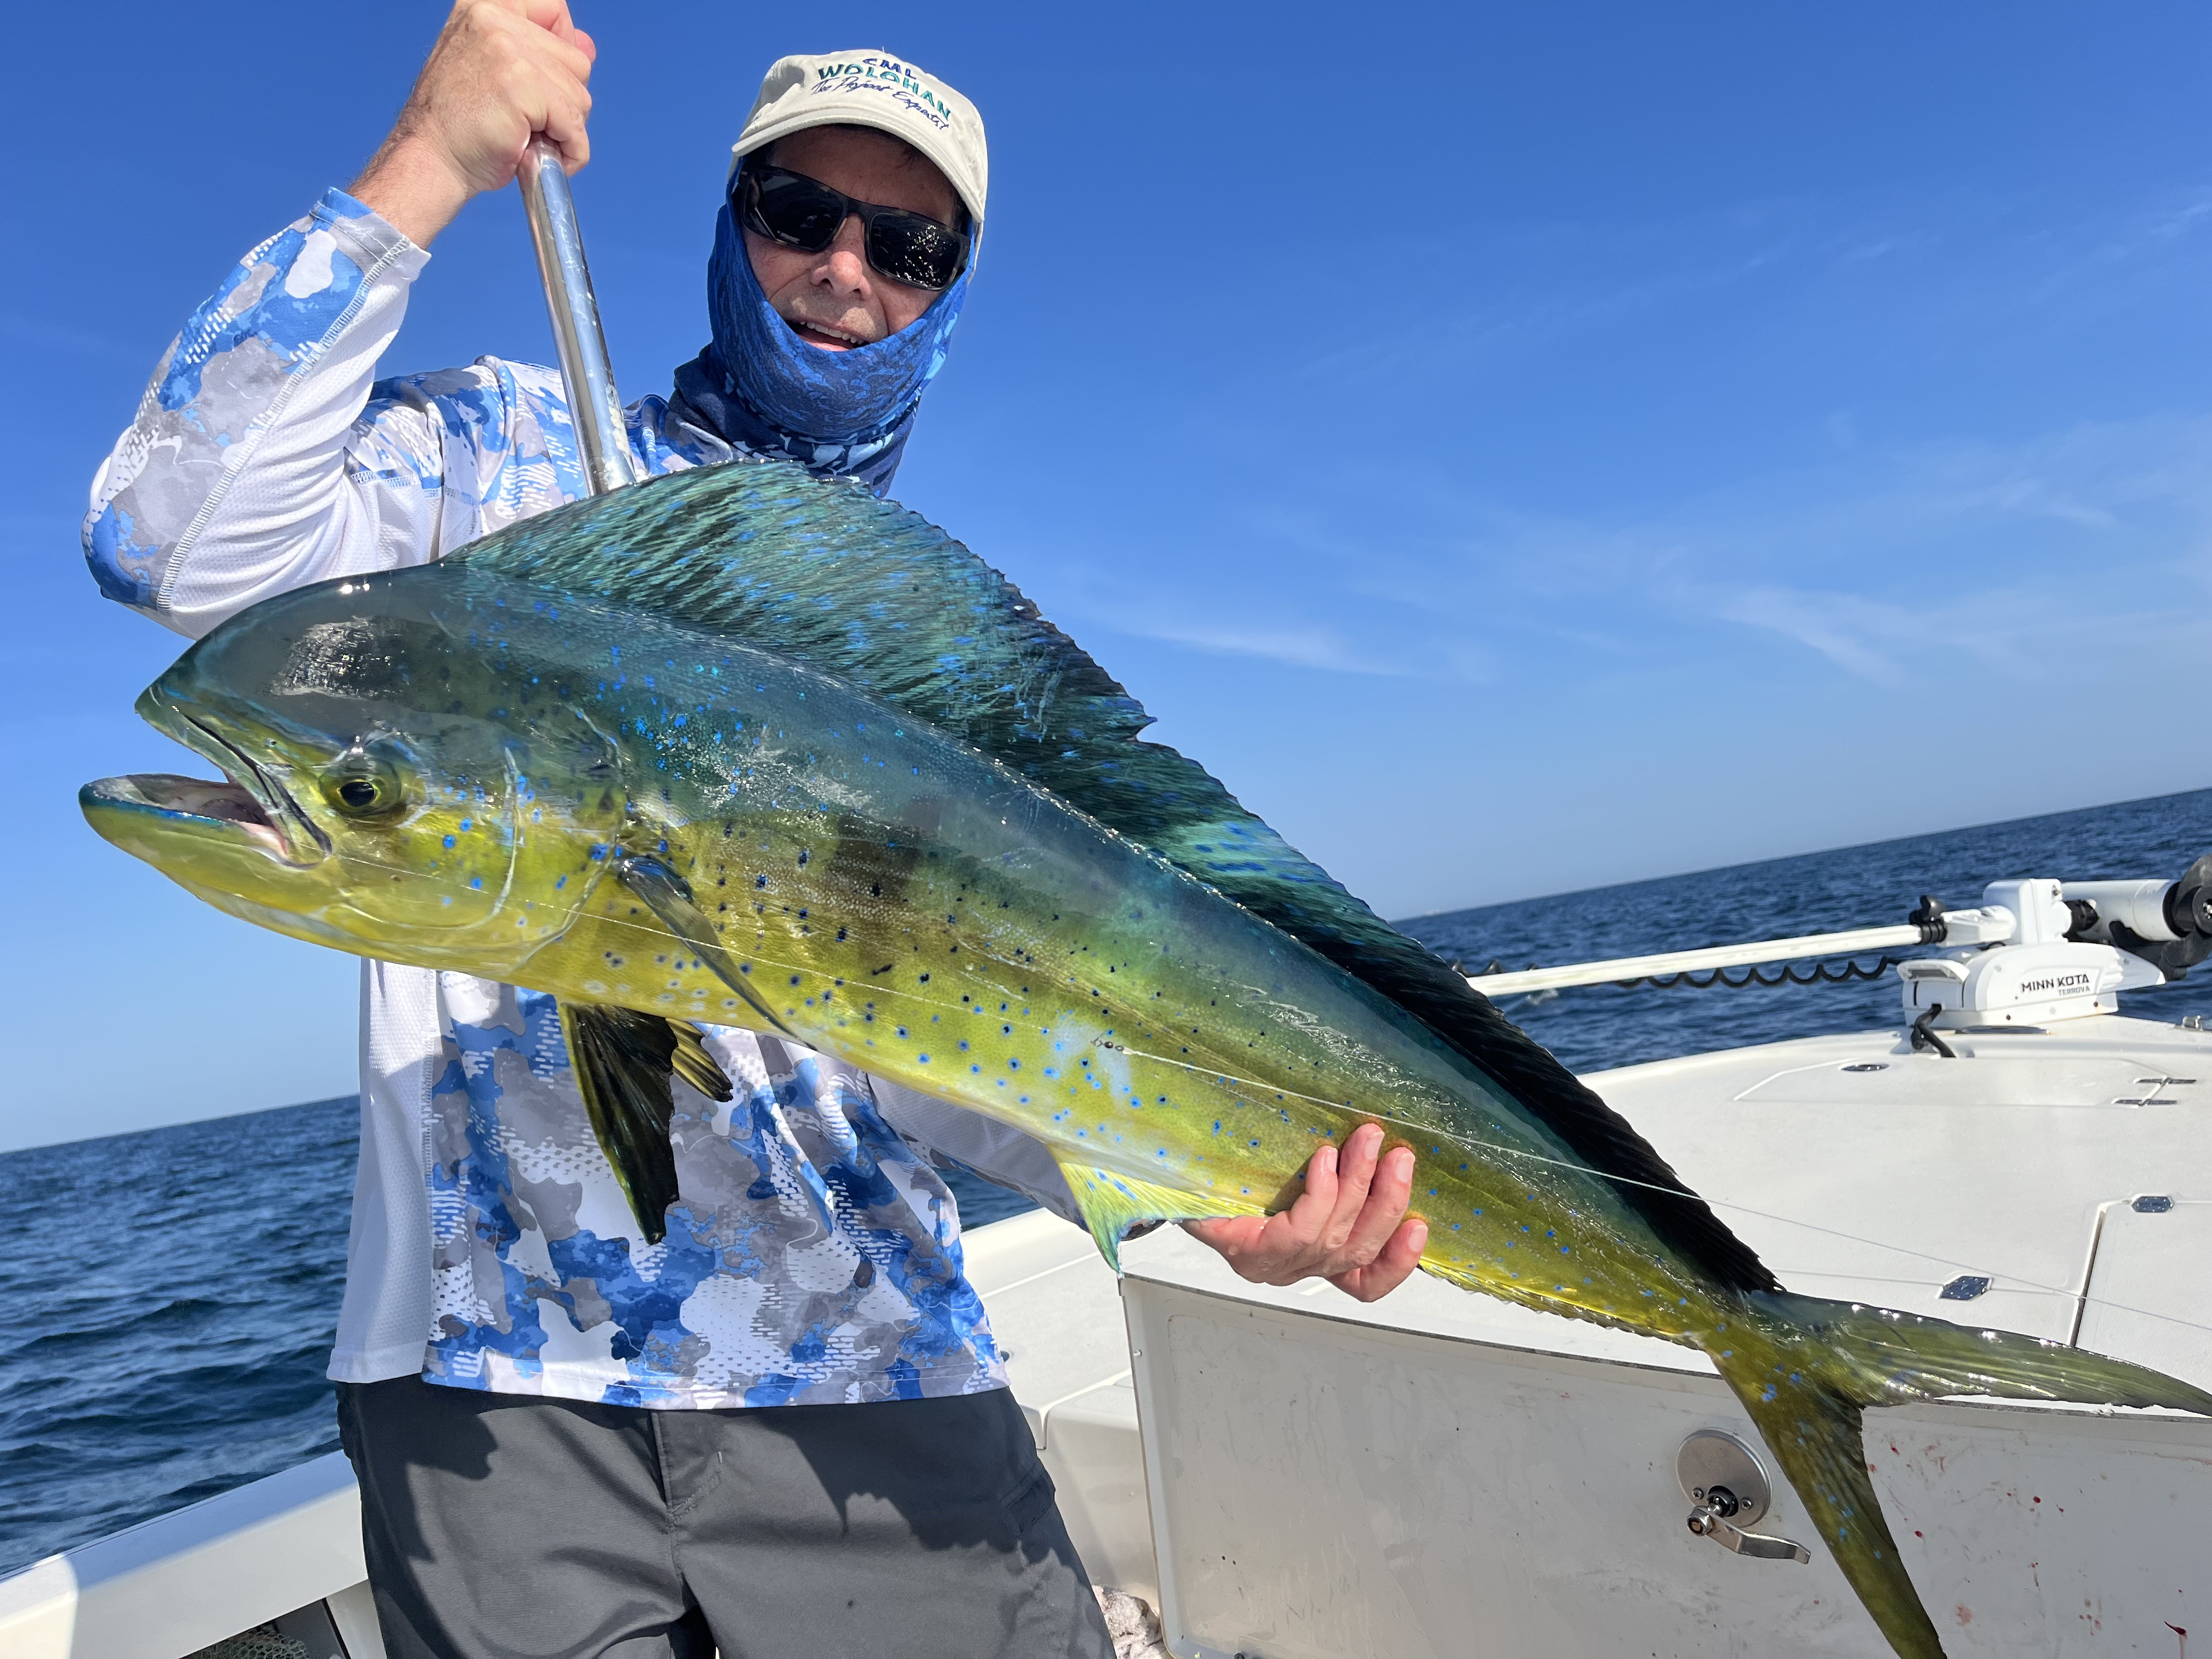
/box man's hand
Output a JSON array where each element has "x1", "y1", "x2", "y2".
[
  {"x1": 351, "y1": 1, "x2": 597, "y2": 248},
  {"x1": 1183, "y1": 1124, "x2": 1428, "y2": 1302}
]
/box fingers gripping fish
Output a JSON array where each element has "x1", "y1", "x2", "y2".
[{"x1": 81, "y1": 461, "x2": 2212, "y2": 1658}]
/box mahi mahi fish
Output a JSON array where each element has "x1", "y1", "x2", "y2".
[{"x1": 82, "y1": 459, "x2": 2211, "y2": 1657}]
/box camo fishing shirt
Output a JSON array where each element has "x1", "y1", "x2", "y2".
[{"x1": 83, "y1": 188, "x2": 1011, "y2": 1408}]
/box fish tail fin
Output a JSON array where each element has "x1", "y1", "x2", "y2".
[
  {"x1": 1712, "y1": 1293, "x2": 2212, "y2": 1659},
  {"x1": 1726, "y1": 1378, "x2": 1938, "y2": 1658}
]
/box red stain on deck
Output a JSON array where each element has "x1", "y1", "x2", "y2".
[
  {"x1": 2166, "y1": 1624, "x2": 2186, "y2": 1658},
  {"x1": 1956, "y1": 1607, "x2": 1974, "y2": 1626}
]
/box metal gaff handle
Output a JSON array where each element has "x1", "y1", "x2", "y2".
[{"x1": 517, "y1": 136, "x2": 637, "y2": 496}]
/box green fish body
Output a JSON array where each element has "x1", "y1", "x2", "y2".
[{"x1": 82, "y1": 462, "x2": 2211, "y2": 1658}]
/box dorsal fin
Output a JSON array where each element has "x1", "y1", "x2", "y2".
[{"x1": 452, "y1": 461, "x2": 1775, "y2": 1293}]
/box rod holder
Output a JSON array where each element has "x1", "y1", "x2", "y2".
[
  {"x1": 517, "y1": 137, "x2": 637, "y2": 496},
  {"x1": 1677, "y1": 1430, "x2": 1811, "y2": 1565}
]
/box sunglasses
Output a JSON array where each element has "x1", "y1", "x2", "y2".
[{"x1": 735, "y1": 163, "x2": 971, "y2": 293}]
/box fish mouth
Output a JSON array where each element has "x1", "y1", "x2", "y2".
[
  {"x1": 80, "y1": 763, "x2": 359, "y2": 957},
  {"x1": 174, "y1": 714, "x2": 332, "y2": 864},
  {"x1": 78, "y1": 772, "x2": 303, "y2": 864},
  {"x1": 81, "y1": 690, "x2": 332, "y2": 870}
]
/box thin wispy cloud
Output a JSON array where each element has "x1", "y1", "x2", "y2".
[
  {"x1": 2147, "y1": 193, "x2": 2212, "y2": 242},
  {"x1": 1069, "y1": 600, "x2": 1492, "y2": 682},
  {"x1": 1282, "y1": 181, "x2": 2212, "y2": 407},
  {"x1": 1290, "y1": 218, "x2": 1799, "y2": 390},
  {"x1": 1110, "y1": 617, "x2": 1422, "y2": 676},
  {"x1": 1713, "y1": 578, "x2": 2183, "y2": 686},
  {"x1": 1635, "y1": 416, "x2": 2207, "y2": 682},
  {"x1": 1714, "y1": 587, "x2": 1975, "y2": 685},
  {"x1": 1165, "y1": 407, "x2": 2212, "y2": 692}
]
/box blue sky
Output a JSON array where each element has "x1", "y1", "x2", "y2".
[{"x1": 6, "y1": 3, "x2": 2212, "y2": 1148}]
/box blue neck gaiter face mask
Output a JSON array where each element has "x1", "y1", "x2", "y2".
[{"x1": 670, "y1": 201, "x2": 970, "y2": 495}]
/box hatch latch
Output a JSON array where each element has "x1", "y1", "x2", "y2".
[{"x1": 1677, "y1": 1430, "x2": 1812, "y2": 1564}]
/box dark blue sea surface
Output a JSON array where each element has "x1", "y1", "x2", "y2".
[
  {"x1": 0, "y1": 1099, "x2": 357, "y2": 1579},
  {"x1": 5, "y1": 786, "x2": 2210, "y2": 1579}
]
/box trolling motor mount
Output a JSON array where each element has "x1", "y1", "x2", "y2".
[
  {"x1": 2064, "y1": 854, "x2": 2212, "y2": 981},
  {"x1": 1894, "y1": 860, "x2": 2212, "y2": 1028}
]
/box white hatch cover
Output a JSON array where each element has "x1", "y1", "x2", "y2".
[{"x1": 2076, "y1": 1200, "x2": 2212, "y2": 1395}]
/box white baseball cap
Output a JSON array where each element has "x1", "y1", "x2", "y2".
[{"x1": 732, "y1": 51, "x2": 988, "y2": 225}]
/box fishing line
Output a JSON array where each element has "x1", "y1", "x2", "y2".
[{"x1": 228, "y1": 844, "x2": 2212, "y2": 1343}]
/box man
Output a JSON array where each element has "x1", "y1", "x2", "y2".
[{"x1": 83, "y1": 5, "x2": 1425, "y2": 1655}]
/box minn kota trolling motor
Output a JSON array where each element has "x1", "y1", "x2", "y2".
[
  {"x1": 1895, "y1": 853, "x2": 2212, "y2": 1035},
  {"x1": 1464, "y1": 854, "x2": 2212, "y2": 1036}
]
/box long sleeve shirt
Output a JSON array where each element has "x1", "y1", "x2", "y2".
[{"x1": 86, "y1": 188, "x2": 1074, "y2": 1408}]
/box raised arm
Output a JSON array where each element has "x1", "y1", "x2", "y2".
[
  {"x1": 351, "y1": 0, "x2": 596, "y2": 249},
  {"x1": 82, "y1": 1, "x2": 598, "y2": 638}
]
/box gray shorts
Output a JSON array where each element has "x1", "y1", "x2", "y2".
[{"x1": 335, "y1": 1378, "x2": 1115, "y2": 1659}]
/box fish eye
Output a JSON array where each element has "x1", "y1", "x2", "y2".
[{"x1": 323, "y1": 750, "x2": 405, "y2": 819}]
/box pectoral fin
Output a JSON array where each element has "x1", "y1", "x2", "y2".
[
  {"x1": 1050, "y1": 1155, "x2": 1255, "y2": 1272},
  {"x1": 617, "y1": 853, "x2": 795, "y2": 1037},
  {"x1": 561, "y1": 1002, "x2": 735, "y2": 1245}
]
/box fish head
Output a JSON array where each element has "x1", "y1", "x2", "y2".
[{"x1": 82, "y1": 572, "x2": 627, "y2": 972}]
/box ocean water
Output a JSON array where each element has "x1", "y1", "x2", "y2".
[
  {"x1": 5, "y1": 785, "x2": 2210, "y2": 1578},
  {"x1": 0, "y1": 1099, "x2": 357, "y2": 1579}
]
